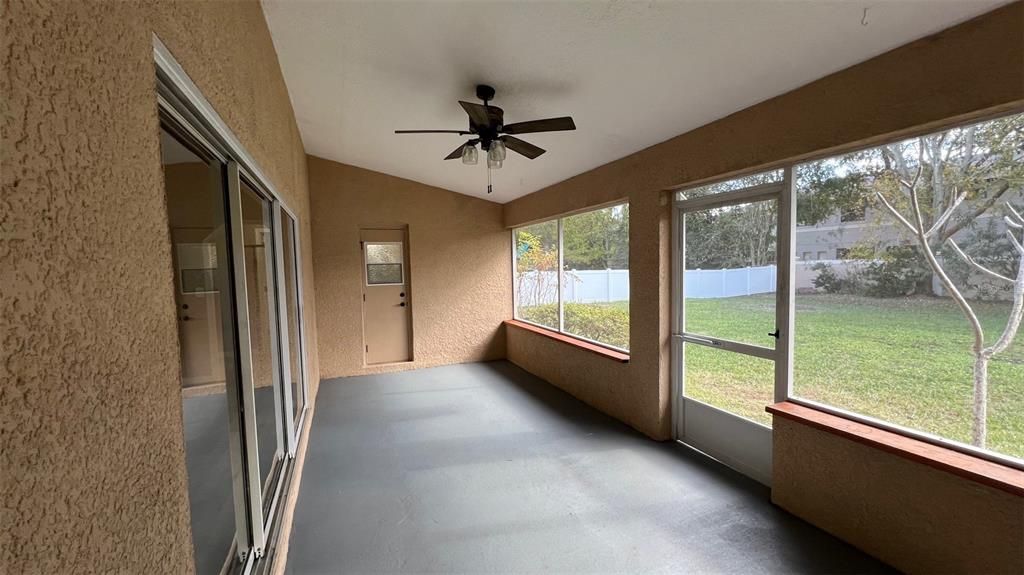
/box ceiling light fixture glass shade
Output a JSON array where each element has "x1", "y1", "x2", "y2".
[
  {"x1": 491, "y1": 140, "x2": 507, "y2": 161},
  {"x1": 487, "y1": 141, "x2": 505, "y2": 169},
  {"x1": 461, "y1": 144, "x2": 478, "y2": 165}
]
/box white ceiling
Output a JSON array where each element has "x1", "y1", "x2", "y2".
[{"x1": 262, "y1": 0, "x2": 1006, "y2": 203}]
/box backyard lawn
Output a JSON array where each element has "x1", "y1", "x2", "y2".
[
  {"x1": 685, "y1": 294, "x2": 1023, "y2": 459},
  {"x1": 520, "y1": 294, "x2": 1023, "y2": 459}
]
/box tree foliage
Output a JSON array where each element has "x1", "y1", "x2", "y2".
[{"x1": 562, "y1": 204, "x2": 629, "y2": 270}]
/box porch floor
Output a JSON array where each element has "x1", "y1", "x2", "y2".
[{"x1": 286, "y1": 361, "x2": 889, "y2": 574}]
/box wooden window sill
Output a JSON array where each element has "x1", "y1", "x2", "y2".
[
  {"x1": 767, "y1": 402, "x2": 1024, "y2": 497},
  {"x1": 505, "y1": 319, "x2": 630, "y2": 363}
]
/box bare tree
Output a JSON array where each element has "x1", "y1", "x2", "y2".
[{"x1": 875, "y1": 145, "x2": 1024, "y2": 447}]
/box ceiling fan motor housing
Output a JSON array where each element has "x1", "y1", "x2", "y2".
[{"x1": 475, "y1": 84, "x2": 496, "y2": 103}]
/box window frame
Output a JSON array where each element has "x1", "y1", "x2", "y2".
[
  {"x1": 511, "y1": 202, "x2": 631, "y2": 355},
  {"x1": 666, "y1": 109, "x2": 1024, "y2": 472},
  {"x1": 363, "y1": 241, "x2": 406, "y2": 286}
]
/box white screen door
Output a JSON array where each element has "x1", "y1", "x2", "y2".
[{"x1": 671, "y1": 170, "x2": 794, "y2": 485}]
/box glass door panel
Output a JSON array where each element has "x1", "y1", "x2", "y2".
[
  {"x1": 238, "y1": 178, "x2": 286, "y2": 518},
  {"x1": 683, "y1": 198, "x2": 778, "y2": 349},
  {"x1": 681, "y1": 195, "x2": 779, "y2": 428},
  {"x1": 684, "y1": 343, "x2": 774, "y2": 427},
  {"x1": 160, "y1": 126, "x2": 250, "y2": 574},
  {"x1": 280, "y1": 212, "x2": 305, "y2": 429}
]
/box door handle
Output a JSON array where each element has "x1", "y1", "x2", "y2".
[{"x1": 399, "y1": 302, "x2": 406, "y2": 307}]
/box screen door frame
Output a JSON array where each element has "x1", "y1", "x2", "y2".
[{"x1": 670, "y1": 168, "x2": 795, "y2": 485}]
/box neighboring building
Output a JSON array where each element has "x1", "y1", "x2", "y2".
[{"x1": 796, "y1": 208, "x2": 1010, "y2": 262}]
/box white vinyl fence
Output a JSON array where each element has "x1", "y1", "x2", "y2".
[
  {"x1": 685, "y1": 265, "x2": 776, "y2": 299},
  {"x1": 517, "y1": 261, "x2": 854, "y2": 306}
]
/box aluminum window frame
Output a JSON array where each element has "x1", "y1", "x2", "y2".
[
  {"x1": 155, "y1": 34, "x2": 310, "y2": 572},
  {"x1": 667, "y1": 112, "x2": 1024, "y2": 472},
  {"x1": 511, "y1": 202, "x2": 631, "y2": 354}
]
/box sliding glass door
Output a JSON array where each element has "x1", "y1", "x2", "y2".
[
  {"x1": 162, "y1": 124, "x2": 254, "y2": 575},
  {"x1": 278, "y1": 210, "x2": 307, "y2": 448},
  {"x1": 160, "y1": 99, "x2": 309, "y2": 573}
]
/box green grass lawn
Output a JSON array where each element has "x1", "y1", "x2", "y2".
[
  {"x1": 685, "y1": 294, "x2": 1024, "y2": 459},
  {"x1": 520, "y1": 294, "x2": 1022, "y2": 459}
]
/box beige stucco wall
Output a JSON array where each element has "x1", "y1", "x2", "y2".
[
  {"x1": 773, "y1": 419, "x2": 1024, "y2": 573},
  {"x1": 309, "y1": 156, "x2": 511, "y2": 379},
  {"x1": 1, "y1": 1, "x2": 319, "y2": 573}
]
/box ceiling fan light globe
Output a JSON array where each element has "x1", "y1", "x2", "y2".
[
  {"x1": 490, "y1": 140, "x2": 507, "y2": 162},
  {"x1": 487, "y1": 156, "x2": 502, "y2": 170},
  {"x1": 461, "y1": 145, "x2": 478, "y2": 165}
]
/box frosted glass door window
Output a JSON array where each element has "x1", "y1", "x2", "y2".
[{"x1": 365, "y1": 242, "x2": 404, "y2": 285}]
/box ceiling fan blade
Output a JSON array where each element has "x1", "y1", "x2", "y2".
[
  {"x1": 502, "y1": 136, "x2": 545, "y2": 159},
  {"x1": 444, "y1": 143, "x2": 468, "y2": 160},
  {"x1": 502, "y1": 116, "x2": 576, "y2": 135},
  {"x1": 459, "y1": 101, "x2": 491, "y2": 128},
  {"x1": 395, "y1": 129, "x2": 472, "y2": 135},
  {"x1": 459, "y1": 102, "x2": 504, "y2": 129}
]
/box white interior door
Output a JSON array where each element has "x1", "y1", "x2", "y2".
[
  {"x1": 672, "y1": 173, "x2": 793, "y2": 485},
  {"x1": 361, "y1": 229, "x2": 412, "y2": 364},
  {"x1": 172, "y1": 229, "x2": 228, "y2": 388}
]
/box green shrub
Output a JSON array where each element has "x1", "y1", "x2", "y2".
[
  {"x1": 518, "y1": 302, "x2": 629, "y2": 349},
  {"x1": 864, "y1": 246, "x2": 931, "y2": 297},
  {"x1": 811, "y1": 263, "x2": 843, "y2": 293}
]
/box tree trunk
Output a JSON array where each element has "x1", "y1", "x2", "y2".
[{"x1": 972, "y1": 352, "x2": 988, "y2": 447}]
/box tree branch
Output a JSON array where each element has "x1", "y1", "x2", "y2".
[
  {"x1": 927, "y1": 188, "x2": 966, "y2": 238},
  {"x1": 908, "y1": 183, "x2": 986, "y2": 354},
  {"x1": 945, "y1": 238, "x2": 1013, "y2": 283},
  {"x1": 874, "y1": 190, "x2": 918, "y2": 234},
  {"x1": 1008, "y1": 230, "x2": 1024, "y2": 256},
  {"x1": 939, "y1": 181, "x2": 1012, "y2": 242},
  {"x1": 982, "y1": 250, "x2": 1024, "y2": 358},
  {"x1": 1006, "y1": 203, "x2": 1024, "y2": 228}
]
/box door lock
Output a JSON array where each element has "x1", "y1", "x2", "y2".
[
  {"x1": 399, "y1": 302, "x2": 406, "y2": 307},
  {"x1": 768, "y1": 329, "x2": 779, "y2": 339}
]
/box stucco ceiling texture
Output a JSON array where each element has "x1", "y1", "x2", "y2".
[{"x1": 262, "y1": 0, "x2": 1005, "y2": 203}]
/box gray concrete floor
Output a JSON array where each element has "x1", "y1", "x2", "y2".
[{"x1": 286, "y1": 361, "x2": 891, "y2": 574}]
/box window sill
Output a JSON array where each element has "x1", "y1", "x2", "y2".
[
  {"x1": 767, "y1": 402, "x2": 1024, "y2": 497},
  {"x1": 504, "y1": 319, "x2": 630, "y2": 363}
]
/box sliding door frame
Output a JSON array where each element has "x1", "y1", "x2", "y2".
[{"x1": 156, "y1": 34, "x2": 310, "y2": 572}]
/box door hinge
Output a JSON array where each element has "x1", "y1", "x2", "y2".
[
  {"x1": 365, "y1": 345, "x2": 369, "y2": 353},
  {"x1": 363, "y1": 294, "x2": 366, "y2": 302}
]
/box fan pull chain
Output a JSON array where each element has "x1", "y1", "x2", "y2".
[{"x1": 487, "y1": 165, "x2": 493, "y2": 195}]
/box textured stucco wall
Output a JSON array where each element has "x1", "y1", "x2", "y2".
[
  {"x1": 504, "y1": 0, "x2": 1024, "y2": 560},
  {"x1": 309, "y1": 156, "x2": 511, "y2": 379},
  {"x1": 1, "y1": 1, "x2": 319, "y2": 573},
  {"x1": 773, "y1": 419, "x2": 1024, "y2": 573}
]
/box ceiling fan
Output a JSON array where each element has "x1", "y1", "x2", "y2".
[{"x1": 395, "y1": 84, "x2": 576, "y2": 193}]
